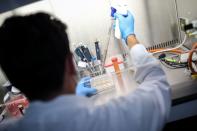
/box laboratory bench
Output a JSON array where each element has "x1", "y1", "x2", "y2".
[
  {"x1": 163, "y1": 67, "x2": 197, "y2": 106},
  {"x1": 163, "y1": 66, "x2": 197, "y2": 123},
  {"x1": 163, "y1": 66, "x2": 197, "y2": 130},
  {"x1": 91, "y1": 64, "x2": 197, "y2": 123}
]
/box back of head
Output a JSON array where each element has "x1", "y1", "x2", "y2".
[{"x1": 0, "y1": 12, "x2": 71, "y2": 100}]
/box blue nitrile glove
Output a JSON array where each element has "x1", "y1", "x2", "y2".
[
  {"x1": 114, "y1": 11, "x2": 135, "y2": 41},
  {"x1": 76, "y1": 76, "x2": 97, "y2": 97}
]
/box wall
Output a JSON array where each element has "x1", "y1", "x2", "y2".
[
  {"x1": 0, "y1": 0, "x2": 180, "y2": 48},
  {"x1": 0, "y1": 0, "x2": 180, "y2": 85}
]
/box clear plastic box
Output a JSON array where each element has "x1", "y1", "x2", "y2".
[{"x1": 81, "y1": 67, "x2": 139, "y2": 105}]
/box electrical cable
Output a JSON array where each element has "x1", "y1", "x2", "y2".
[
  {"x1": 160, "y1": 61, "x2": 178, "y2": 69},
  {"x1": 158, "y1": 53, "x2": 187, "y2": 69},
  {"x1": 148, "y1": 48, "x2": 185, "y2": 54},
  {"x1": 152, "y1": 35, "x2": 187, "y2": 54},
  {"x1": 160, "y1": 60, "x2": 187, "y2": 69}
]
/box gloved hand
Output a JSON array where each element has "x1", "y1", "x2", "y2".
[
  {"x1": 114, "y1": 11, "x2": 135, "y2": 41},
  {"x1": 76, "y1": 76, "x2": 97, "y2": 97}
]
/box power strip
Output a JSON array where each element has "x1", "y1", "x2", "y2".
[{"x1": 180, "y1": 52, "x2": 197, "y2": 63}]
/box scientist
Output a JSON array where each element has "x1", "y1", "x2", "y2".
[{"x1": 0, "y1": 11, "x2": 171, "y2": 131}]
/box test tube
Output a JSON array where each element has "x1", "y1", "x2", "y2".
[
  {"x1": 111, "y1": 57, "x2": 121, "y2": 75},
  {"x1": 111, "y1": 57, "x2": 126, "y2": 91}
]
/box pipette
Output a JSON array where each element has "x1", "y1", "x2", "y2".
[
  {"x1": 103, "y1": 1, "x2": 129, "y2": 69},
  {"x1": 110, "y1": 0, "x2": 128, "y2": 39}
]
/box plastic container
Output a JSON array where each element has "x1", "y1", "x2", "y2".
[
  {"x1": 79, "y1": 66, "x2": 137, "y2": 95},
  {"x1": 89, "y1": 67, "x2": 138, "y2": 105}
]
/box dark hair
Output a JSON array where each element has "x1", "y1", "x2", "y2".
[{"x1": 0, "y1": 12, "x2": 71, "y2": 100}]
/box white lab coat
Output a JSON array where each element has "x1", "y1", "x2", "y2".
[{"x1": 0, "y1": 44, "x2": 171, "y2": 131}]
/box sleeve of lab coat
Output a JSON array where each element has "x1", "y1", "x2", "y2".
[{"x1": 89, "y1": 44, "x2": 171, "y2": 131}]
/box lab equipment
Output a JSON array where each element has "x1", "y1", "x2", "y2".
[
  {"x1": 104, "y1": 59, "x2": 124, "y2": 73},
  {"x1": 158, "y1": 53, "x2": 188, "y2": 69},
  {"x1": 74, "y1": 44, "x2": 93, "y2": 63},
  {"x1": 74, "y1": 44, "x2": 96, "y2": 77},
  {"x1": 77, "y1": 61, "x2": 87, "y2": 68},
  {"x1": 75, "y1": 47, "x2": 86, "y2": 62},
  {"x1": 90, "y1": 66, "x2": 137, "y2": 98},
  {"x1": 74, "y1": 42, "x2": 106, "y2": 77},
  {"x1": 90, "y1": 74, "x2": 115, "y2": 94},
  {"x1": 80, "y1": 45, "x2": 99, "y2": 75},
  {"x1": 94, "y1": 40, "x2": 105, "y2": 75},
  {"x1": 80, "y1": 45, "x2": 92, "y2": 62},
  {"x1": 103, "y1": 4, "x2": 131, "y2": 71},
  {"x1": 180, "y1": 52, "x2": 197, "y2": 63},
  {"x1": 111, "y1": 57, "x2": 121, "y2": 74},
  {"x1": 95, "y1": 41, "x2": 101, "y2": 61},
  {"x1": 110, "y1": 0, "x2": 128, "y2": 39},
  {"x1": 114, "y1": 12, "x2": 135, "y2": 41},
  {"x1": 95, "y1": 41, "x2": 101, "y2": 60},
  {"x1": 180, "y1": 18, "x2": 197, "y2": 37}
]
